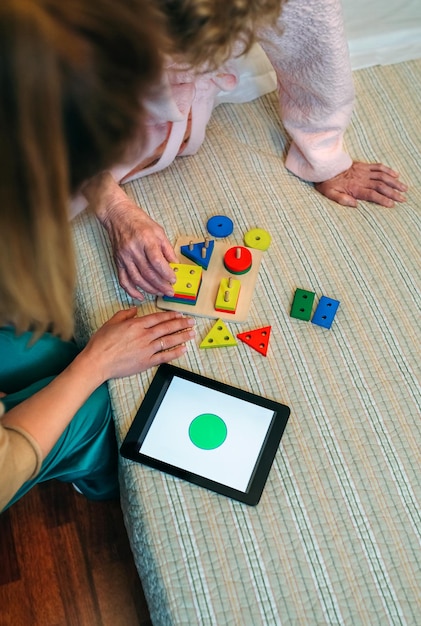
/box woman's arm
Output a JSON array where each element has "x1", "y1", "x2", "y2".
[
  {"x1": 260, "y1": 0, "x2": 355, "y2": 182},
  {"x1": 1, "y1": 308, "x2": 195, "y2": 459},
  {"x1": 260, "y1": 0, "x2": 407, "y2": 206},
  {"x1": 82, "y1": 172, "x2": 178, "y2": 300}
]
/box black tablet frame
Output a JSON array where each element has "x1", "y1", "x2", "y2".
[{"x1": 120, "y1": 363, "x2": 290, "y2": 505}]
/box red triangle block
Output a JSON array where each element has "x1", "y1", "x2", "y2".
[{"x1": 237, "y1": 326, "x2": 271, "y2": 357}]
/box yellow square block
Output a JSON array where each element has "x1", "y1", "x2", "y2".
[{"x1": 171, "y1": 263, "x2": 203, "y2": 297}]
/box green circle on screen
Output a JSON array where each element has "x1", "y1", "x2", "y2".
[{"x1": 189, "y1": 413, "x2": 227, "y2": 450}]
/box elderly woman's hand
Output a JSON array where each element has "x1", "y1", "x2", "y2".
[
  {"x1": 83, "y1": 172, "x2": 177, "y2": 300},
  {"x1": 315, "y1": 161, "x2": 407, "y2": 208},
  {"x1": 99, "y1": 199, "x2": 178, "y2": 300}
]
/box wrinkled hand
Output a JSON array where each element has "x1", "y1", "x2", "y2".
[
  {"x1": 100, "y1": 199, "x2": 177, "y2": 300},
  {"x1": 315, "y1": 161, "x2": 407, "y2": 208},
  {"x1": 84, "y1": 172, "x2": 177, "y2": 299},
  {"x1": 82, "y1": 308, "x2": 196, "y2": 383}
]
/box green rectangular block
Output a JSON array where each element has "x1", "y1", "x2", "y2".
[{"x1": 290, "y1": 288, "x2": 316, "y2": 321}]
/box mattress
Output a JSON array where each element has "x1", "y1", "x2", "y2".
[{"x1": 72, "y1": 57, "x2": 421, "y2": 625}]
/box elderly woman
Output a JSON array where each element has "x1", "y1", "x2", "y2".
[{"x1": 75, "y1": 0, "x2": 407, "y2": 301}]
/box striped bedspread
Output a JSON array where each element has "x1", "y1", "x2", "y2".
[{"x1": 72, "y1": 59, "x2": 421, "y2": 625}]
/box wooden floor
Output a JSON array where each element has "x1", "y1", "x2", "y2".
[{"x1": 0, "y1": 480, "x2": 152, "y2": 626}]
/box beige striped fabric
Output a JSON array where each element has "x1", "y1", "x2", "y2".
[{"x1": 72, "y1": 60, "x2": 421, "y2": 625}]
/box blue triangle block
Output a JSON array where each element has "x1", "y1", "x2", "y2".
[{"x1": 180, "y1": 240, "x2": 215, "y2": 270}]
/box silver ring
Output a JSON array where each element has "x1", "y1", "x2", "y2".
[{"x1": 160, "y1": 339, "x2": 165, "y2": 351}]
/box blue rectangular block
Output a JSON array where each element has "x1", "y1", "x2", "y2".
[{"x1": 311, "y1": 296, "x2": 340, "y2": 329}]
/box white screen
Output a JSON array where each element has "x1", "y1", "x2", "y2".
[{"x1": 139, "y1": 376, "x2": 275, "y2": 492}]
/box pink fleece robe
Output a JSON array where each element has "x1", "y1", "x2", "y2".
[
  {"x1": 70, "y1": 0, "x2": 354, "y2": 217},
  {"x1": 260, "y1": 0, "x2": 354, "y2": 182}
]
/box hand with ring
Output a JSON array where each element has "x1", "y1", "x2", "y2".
[{"x1": 79, "y1": 308, "x2": 196, "y2": 384}]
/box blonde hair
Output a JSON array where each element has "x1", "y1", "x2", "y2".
[
  {"x1": 160, "y1": 0, "x2": 285, "y2": 69},
  {"x1": 0, "y1": 0, "x2": 166, "y2": 338}
]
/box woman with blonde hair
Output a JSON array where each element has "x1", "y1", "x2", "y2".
[{"x1": 0, "y1": 0, "x2": 196, "y2": 512}]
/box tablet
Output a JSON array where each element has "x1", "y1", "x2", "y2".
[{"x1": 120, "y1": 364, "x2": 290, "y2": 505}]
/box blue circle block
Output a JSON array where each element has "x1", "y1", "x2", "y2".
[{"x1": 207, "y1": 215, "x2": 234, "y2": 238}]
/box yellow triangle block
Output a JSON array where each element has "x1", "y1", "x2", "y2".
[{"x1": 199, "y1": 319, "x2": 238, "y2": 349}]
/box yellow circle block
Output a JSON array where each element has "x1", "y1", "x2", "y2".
[{"x1": 244, "y1": 228, "x2": 271, "y2": 251}]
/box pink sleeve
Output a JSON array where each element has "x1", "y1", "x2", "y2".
[{"x1": 260, "y1": 0, "x2": 354, "y2": 182}]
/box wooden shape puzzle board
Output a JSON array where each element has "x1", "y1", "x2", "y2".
[{"x1": 157, "y1": 236, "x2": 263, "y2": 322}]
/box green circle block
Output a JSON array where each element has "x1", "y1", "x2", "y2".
[{"x1": 188, "y1": 413, "x2": 227, "y2": 450}]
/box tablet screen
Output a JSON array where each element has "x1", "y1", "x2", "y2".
[
  {"x1": 139, "y1": 375, "x2": 275, "y2": 492},
  {"x1": 121, "y1": 364, "x2": 290, "y2": 505}
]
